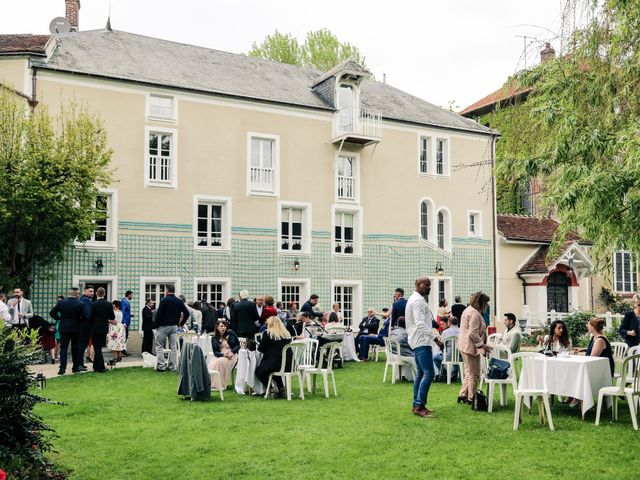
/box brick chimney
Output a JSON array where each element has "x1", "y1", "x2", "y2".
[
  {"x1": 540, "y1": 42, "x2": 555, "y2": 63},
  {"x1": 65, "y1": 0, "x2": 80, "y2": 32}
]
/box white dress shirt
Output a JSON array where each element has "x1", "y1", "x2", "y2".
[{"x1": 405, "y1": 291, "x2": 435, "y2": 350}]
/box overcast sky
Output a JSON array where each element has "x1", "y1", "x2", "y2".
[{"x1": 2, "y1": 0, "x2": 568, "y2": 110}]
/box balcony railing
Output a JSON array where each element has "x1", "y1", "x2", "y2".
[
  {"x1": 333, "y1": 107, "x2": 382, "y2": 142},
  {"x1": 337, "y1": 175, "x2": 355, "y2": 200},
  {"x1": 250, "y1": 166, "x2": 275, "y2": 192}
]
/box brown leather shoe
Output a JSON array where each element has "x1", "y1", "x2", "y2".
[{"x1": 414, "y1": 406, "x2": 436, "y2": 418}]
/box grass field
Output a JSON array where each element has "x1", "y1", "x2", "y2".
[{"x1": 36, "y1": 360, "x2": 639, "y2": 480}]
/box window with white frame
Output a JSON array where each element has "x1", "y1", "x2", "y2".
[
  {"x1": 90, "y1": 194, "x2": 109, "y2": 243},
  {"x1": 334, "y1": 285, "x2": 353, "y2": 326},
  {"x1": 147, "y1": 129, "x2": 176, "y2": 187},
  {"x1": 335, "y1": 211, "x2": 355, "y2": 254},
  {"x1": 336, "y1": 155, "x2": 357, "y2": 201},
  {"x1": 248, "y1": 134, "x2": 278, "y2": 195},
  {"x1": 437, "y1": 209, "x2": 451, "y2": 251},
  {"x1": 436, "y1": 138, "x2": 448, "y2": 176},
  {"x1": 280, "y1": 204, "x2": 311, "y2": 252},
  {"x1": 420, "y1": 200, "x2": 432, "y2": 242},
  {"x1": 196, "y1": 282, "x2": 225, "y2": 305},
  {"x1": 281, "y1": 284, "x2": 301, "y2": 307},
  {"x1": 148, "y1": 94, "x2": 175, "y2": 120},
  {"x1": 144, "y1": 282, "x2": 175, "y2": 305},
  {"x1": 194, "y1": 196, "x2": 231, "y2": 250},
  {"x1": 614, "y1": 250, "x2": 638, "y2": 293},
  {"x1": 81, "y1": 190, "x2": 117, "y2": 248},
  {"x1": 419, "y1": 136, "x2": 430, "y2": 174},
  {"x1": 468, "y1": 211, "x2": 482, "y2": 237}
]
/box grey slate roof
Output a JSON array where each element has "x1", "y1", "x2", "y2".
[{"x1": 31, "y1": 29, "x2": 493, "y2": 136}]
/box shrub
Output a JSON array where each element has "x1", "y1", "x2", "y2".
[
  {"x1": 600, "y1": 287, "x2": 634, "y2": 314},
  {"x1": 0, "y1": 327, "x2": 66, "y2": 479},
  {"x1": 563, "y1": 311, "x2": 592, "y2": 346}
]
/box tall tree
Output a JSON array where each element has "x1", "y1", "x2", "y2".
[
  {"x1": 249, "y1": 28, "x2": 368, "y2": 71},
  {"x1": 490, "y1": 0, "x2": 640, "y2": 262},
  {"x1": 248, "y1": 30, "x2": 301, "y2": 65},
  {"x1": 0, "y1": 91, "x2": 113, "y2": 290}
]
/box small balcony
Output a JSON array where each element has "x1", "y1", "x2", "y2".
[{"x1": 332, "y1": 107, "x2": 382, "y2": 146}]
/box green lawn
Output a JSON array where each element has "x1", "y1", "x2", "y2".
[{"x1": 36, "y1": 360, "x2": 638, "y2": 480}]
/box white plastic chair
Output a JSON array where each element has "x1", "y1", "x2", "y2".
[
  {"x1": 487, "y1": 333, "x2": 502, "y2": 346},
  {"x1": 624, "y1": 346, "x2": 640, "y2": 383},
  {"x1": 442, "y1": 336, "x2": 465, "y2": 385},
  {"x1": 383, "y1": 337, "x2": 415, "y2": 384},
  {"x1": 325, "y1": 326, "x2": 346, "y2": 365},
  {"x1": 611, "y1": 341, "x2": 629, "y2": 378},
  {"x1": 595, "y1": 353, "x2": 640, "y2": 430},
  {"x1": 206, "y1": 368, "x2": 225, "y2": 401},
  {"x1": 264, "y1": 342, "x2": 305, "y2": 401},
  {"x1": 297, "y1": 338, "x2": 319, "y2": 377},
  {"x1": 304, "y1": 341, "x2": 340, "y2": 398},
  {"x1": 511, "y1": 352, "x2": 554, "y2": 431},
  {"x1": 481, "y1": 345, "x2": 513, "y2": 413}
]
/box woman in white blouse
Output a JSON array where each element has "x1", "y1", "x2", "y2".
[{"x1": 537, "y1": 320, "x2": 572, "y2": 353}]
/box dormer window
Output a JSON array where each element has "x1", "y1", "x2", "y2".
[{"x1": 338, "y1": 83, "x2": 356, "y2": 131}]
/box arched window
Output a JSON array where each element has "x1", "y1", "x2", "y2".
[
  {"x1": 420, "y1": 201, "x2": 430, "y2": 241},
  {"x1": 437, "y1": 211, "x2": 445, "y2": 249},
  {"x1": 436, "y1": 208, "x2": 451, "y2": 251}
]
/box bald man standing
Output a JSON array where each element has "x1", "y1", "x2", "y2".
[{"x1": 405, "y1": 277, "x2": 436, "y2": 418}]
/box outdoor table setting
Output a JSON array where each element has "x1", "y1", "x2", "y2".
[
  {"x1": 342, "y1": 331, "x2": 359, "y2": 362},
  {"x1": 235, "y1": 347, "x2": 264, "y2": 395},
  {"x1": 519, "y1": 354, "x2": 613, "y2": 418}
]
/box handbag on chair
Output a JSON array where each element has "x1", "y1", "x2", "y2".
[{"x1": 487, "y1": 358, "x2": 510, "y2": 380}]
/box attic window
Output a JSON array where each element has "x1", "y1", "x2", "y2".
[{"x1": 148, "y1": 94, "x2": 175, "y2": 120}]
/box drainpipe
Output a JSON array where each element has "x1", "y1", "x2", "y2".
[
  {"x1": 516, "y1": 271, "x2": 527, "y2": 305},
  {"x1": 491, "y1": 134, "x2": 499, "y2": 326}
]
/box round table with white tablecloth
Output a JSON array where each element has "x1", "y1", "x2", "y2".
[{"x1": 342, "y1": 331, "x2": 359, "y2": 362}]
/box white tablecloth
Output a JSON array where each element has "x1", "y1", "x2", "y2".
[
  {"x1": 520, "y1": 355, "x2": 612, "y2": 417},
  {"x1": 343, "y1": 332, "x2": 359, "y2": 362},
  {"x1": 196, "y1": 335, "x2": 213, "y2": 362},
  {"x1": 235, "y1": 349, "x2": 264, "y2": 395}
]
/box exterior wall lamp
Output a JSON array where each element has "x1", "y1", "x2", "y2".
[
  {"x1": 435, "y1": 262, "x2": 444, "y2": 276},
  {"x1": 95, "y1": 257, "x2": 104, "y2": 273},
  {"x1": 294, "y1": 259, "x2": 300, "y2": 271}
]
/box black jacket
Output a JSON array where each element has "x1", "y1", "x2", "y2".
[
  {"x1": 451, "y1": 303, "x2": 466, "y2": 322},
  {"x1": 141, "y1": 306, "x2": 154, "y2": 331},
  {"x1": 231, "y1": 299, "x2": 259, "y2": 337},
  {"x1": 90, "y1": 298, "x2": 115, "y2": 335},
  {"x1": 211, "y1": 330, "x2": 240, "y2": 357},
  {"x1": 358, "y1": 316, "x2": 380, "y2": 335},
  {"x1": 155, "y1": 294, "x2": 190, "y2": 327},
  {"x1": 256, "y1": 333, "x2": 292, "y2": 373},
  {"x1": 50, "y1": 297, "x2": 84, "y2": 334},
  {"x1": 201, "y1": 306, "x2": 218, "y2": 333},
  {"x1": 301, "y1": 300, "x2": 323, "y2": 319},
  {"x1": 78, "y1": 295, "x2": 94, "y2": 332},
  {"x1": 620, "y1": 311, "x2": 640, "y2": 347}
]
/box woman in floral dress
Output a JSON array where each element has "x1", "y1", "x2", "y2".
[{"x1": 108, "y1": 300, "x2": 127, "y2": 362}]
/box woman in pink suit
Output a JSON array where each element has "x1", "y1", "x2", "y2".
[{"x1": 457, "y1": 292, "x2": 492, "y2": 404}]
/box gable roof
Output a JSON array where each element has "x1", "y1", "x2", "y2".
[
  {"x1": 20, "y1": 29, "x2": 493, "y2": 136},
  {"x1": 460, "y1": 81, "x2": 531, "y2": 117},
  {"x1": 497, "y1": 214, "x2": 582, "y2": 243},
  {"x1": 0, "y1": 34, "x2": 50, "y2": 56}
]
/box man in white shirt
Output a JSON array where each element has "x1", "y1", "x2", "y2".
[
  {"x1": 405, "y1": 277, "x2": 436, "y2": 418},
  {"x1": 501, "y1": 313, "x2": 522, "y2": 353},
  {"x1": 0, "y1": 292, "x2": 11, "y2": 327},
  {"x1": 8, "y1": 287, "x2": 33, "y2": 330}
]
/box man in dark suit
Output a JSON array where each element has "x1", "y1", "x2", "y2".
[
  {"x1": 355, "y1": 308, "x2": 380, "y2": 354},
  {"x1": 231, "y1": 289, "x2": 259, "y2": 338},
  {"x1": 391, "y1": 288, "x2": 407, "y2": 327},
  {"x1": 450, "y1": 296, "x2": 466, "y2": 325},
  {"x1": 154, "y1": 285, "x2": 190, "y2": 372},
  {"x1": 619, "y1": 302, "x2": 640, "y2": 348},
  {"x1": 77, "y1": 285, "x2": 94, "y2": 370},
  {"x1": 141, "y1": 298, "x2": 155, "y2": 354},
  {"x1": 49, "y1": 288, "x2": 84, "y2": 375},
  {"x1": 301, "y1": 294, "x2": 324, "y2": 321},
  {"x1": 89, "y1": 287, "x2": 115, "y2": 372}
]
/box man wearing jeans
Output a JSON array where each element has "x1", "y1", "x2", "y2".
[
  {"x1": 405, "y1": 277, "x2": 436, "y2": 418},
  {"x1": 154, "y1": 285, "x2": 190, "y2": 372}
]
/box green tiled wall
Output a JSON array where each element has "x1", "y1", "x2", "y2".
[{"x1": 31, "y1": 224, "x2": 493, "y2": 328}]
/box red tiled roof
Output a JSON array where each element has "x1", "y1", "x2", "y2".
[
  {"x1": 497, "y1": 214, "x2": 581, "y2": 243},
  {"x1": 0, "y1": 34, "x2": 50, "y2": 56},
  {"x1": 460, "y1": 83, "x2": 532, "y2": 117},
  {"x1": 518, "y1": 245, "x2": 551, "y2": 273}
]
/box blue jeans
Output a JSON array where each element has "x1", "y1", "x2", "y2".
[
  {"x1": 433, "y1": 351, "x2": 443, "y2": 375},
  {"x1": 412, "y1": 346, "x2": 434, "y2": 408},
  {"x1": 359, "y1": 335, "x2": 384, "y2": 359}
]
